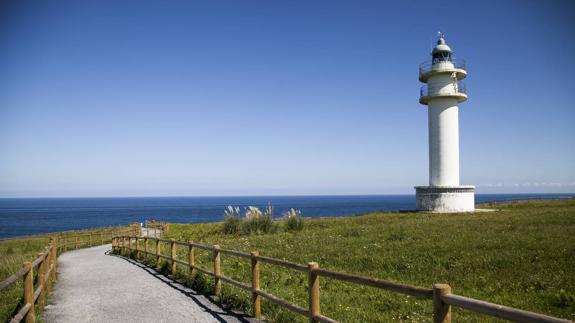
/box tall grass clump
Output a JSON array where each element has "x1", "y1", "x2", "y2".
[
  {"x1": 222, "y1": 204, "x2": 278, "y2": 235},
  {"x1": 242, "y1": 205, "x2": 276, "y2": 234},
  {"x1": 283, "y1": 208, "x2": 304, "y2": 232},
  {"x1": 223, "y1": 206, "x2": 242, "y2": 234}
]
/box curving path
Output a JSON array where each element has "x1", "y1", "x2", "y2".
[{"x1": 43, "y1": 244, "x2": 254, "y2": 323}]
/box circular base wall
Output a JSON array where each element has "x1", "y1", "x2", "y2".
[{"x1": 415, "y1": 186, "x2": 475, "y2": 212}]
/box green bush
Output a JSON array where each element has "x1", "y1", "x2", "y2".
[
  {"x1": 222, "y1": 205, "x2": 278, "y2": 235},
  {"x1": 242, "y1": 214, "x2": 276, "y2": 234},
  {"x1": 284, "y1": 208, "x2": 304, "y2": 232},
  {"x1": 223, "y1": 216, "x2": 242, "y2": 234},
  {"x1": 222, "y1": 206, "x2": 242, "y2": 234}
]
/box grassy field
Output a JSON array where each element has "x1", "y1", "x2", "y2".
[
  {"x1": 0, "y1": 226, "x2": 130, "y2": 322},
  {"x1": 147, "y1": 199, "x2": 575, "y2": 322}
]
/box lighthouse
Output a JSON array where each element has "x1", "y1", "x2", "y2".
[{"x1": 415, "y1": 33, "x2": 475, "y2": 212}]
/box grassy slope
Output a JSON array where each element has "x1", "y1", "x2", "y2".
[
  {"x1": 0, "y1": 226, "x2": 128, "y2": 322},
  {"x1": 160, "y1": 199, "x2": 575, "y2": 322}
]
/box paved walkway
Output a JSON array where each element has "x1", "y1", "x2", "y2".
[{"x1": 44, "y1": 244, "x2": 254, "y2": 323}]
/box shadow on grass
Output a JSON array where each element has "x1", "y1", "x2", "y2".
[{"x1": 105, "y1": 249, "x2": 255, "y2": 323}]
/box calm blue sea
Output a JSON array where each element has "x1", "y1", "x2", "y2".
[{"x1": 0, "y1": 194, "x2": 573, "y2": 239}]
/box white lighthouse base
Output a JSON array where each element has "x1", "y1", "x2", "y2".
[{"x1": 415, "y1": 186, "x2": 475, "y2": 212}]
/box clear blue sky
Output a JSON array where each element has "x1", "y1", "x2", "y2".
[{"x1": 1, "y1": 0, "x2": 574, "y2": 197}]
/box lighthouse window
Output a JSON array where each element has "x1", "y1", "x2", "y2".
[{"x1": 432, "y1": 52, "x2": 451, "y2": 63}]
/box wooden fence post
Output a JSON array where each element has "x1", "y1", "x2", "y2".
[
  {"x1": 37, "y1": 252, "x2": 47, "y2": 308},
  {"x1": 170, "y1": 239, "x2": 176, "y2": 275},
  {"x1": 75, "y1": 235, "x2": 79, "y2": 249},
  {"x1": 188, "y1": 241, "x2": 195, "y2": 276},
  {"x1": 23, "y1": 261, "x2": 35, "y2": 323},
  {"x1": 135, "y1": 237, "x2": 140, "y2": 258},
  {"x1": 213, "y1": 245, "x2": 221, "y2": 300},
  {"x1": 433, "y1": 284, "x2": 452, "y2": 323},
  {"x1": 144, "y1": 237, "x2": 149, "y2": 255},
  {"x1": 89, "y1": 233, "x2": 92, "y2": 247},
  {"x1": 129, "y1": 236, "x2": 133, "y2": 255},
  {"x1": 52, "y1": 238, "x2": 58, "y2": 282},
  {"x1": 100, "y1": 232, "x2": 104, "y2": 245},
  {"x1": 47, "y1": 239, "x2": 55, "y2": 286},
  {"x1": 308, "y1": 262, "x2": 320, "y2": 323},
  {"x1": 251, "y1": 251, "x2": 261, "y2": 320},
  {"x1": 45, "y1": 241, "x2": 53, "y2": 295},
  {"x1": 155, "y1": 238, "x2": 161, "y2": 270}
]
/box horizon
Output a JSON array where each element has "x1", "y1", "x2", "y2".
[
  {"x1": 1, "y1": 192, "x2": 574, "y2": 200},
  {"x1": 1, "y1": 1, "x2": 574, "y2": 197}
]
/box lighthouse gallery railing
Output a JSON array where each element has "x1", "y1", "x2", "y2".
[
  {"x1": 420, "y1": 82, "x2": 467, "y2": 99},
  {"x1": 419, "y1": 58, "x2": 466, "y2": 77}
]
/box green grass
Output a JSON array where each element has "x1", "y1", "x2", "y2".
[
  {"x1": 0, "y1": 226, "x2": 130, "y2": 322},
  {"x1": 152, "y1": 199, "x2": 575, "y2": 322}
]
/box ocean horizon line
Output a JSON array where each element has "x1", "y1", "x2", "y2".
[{"x1": 1, "y1": 192, "x2": 574, "y2": 200}]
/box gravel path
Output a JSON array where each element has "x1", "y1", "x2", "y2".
[{"x1": 44, "y1": 244, "x2": 254, "y2": 323}]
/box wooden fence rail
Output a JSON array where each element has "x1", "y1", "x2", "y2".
[
  {"x1": 55, "y1": 226, "x2": 139, "y2": 252},
  {"x1": 0, "y1": 227, "x2": 133, "y2": 323},
  {"x1": 112, "y1": 235, "x2": 571, "y2": 323}
]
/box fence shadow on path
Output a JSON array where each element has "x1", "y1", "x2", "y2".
[{"x1": 105, "y1": 249, "x2": 255, "y2": 323}]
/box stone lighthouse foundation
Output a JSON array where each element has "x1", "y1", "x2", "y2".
[{"x1": 415, "y1": 186, "x2": 475, "y2": 212}]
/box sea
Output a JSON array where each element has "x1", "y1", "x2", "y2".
[{"x1": 0, "y1": 193, "x2": 573, "y2": 239}]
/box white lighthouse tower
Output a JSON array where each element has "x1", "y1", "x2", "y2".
[{"x1": 415, "y1": 33, "x2": 475, "y2": 212}]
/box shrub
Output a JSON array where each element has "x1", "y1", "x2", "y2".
[
  {"x1": 284, "y1": 208, "x2": 304, "y2": 232},
  {"x1": 223, "y1": 216, "x2": 242, "y2": 234},
  {"x1": 242, "y1": 206, "x2": 276, "y2": 234},
  {"x1": 223, "y1": 206, "x2": 242, "y2": 234},
  {"x1": 222, "y1": 204, "x2": 280, "y2": 235}
]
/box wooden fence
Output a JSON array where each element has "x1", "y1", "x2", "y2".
[
  {"x1": 113, "y1": 235, "x2": 571, "y2": 323},
  {"x1": 0, "y1": 239, "x2": 57, "y2": 323},
  {"x1": 55, "y1": 226, "x2": 140, "y2": 253},
  {"x1": 144, "y1": 220, "x2": 170, "y2": 233},
  {"x1": 0, "y1": 227, "x2": 134, "y2": 323}
]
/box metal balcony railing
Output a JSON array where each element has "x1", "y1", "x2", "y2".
[
  {"x1": 419, "y1": 58, "x2": 466, "y2": 78},
  {"x1": 420, "y1": 82, "x2": 467, "y2": 99}
]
